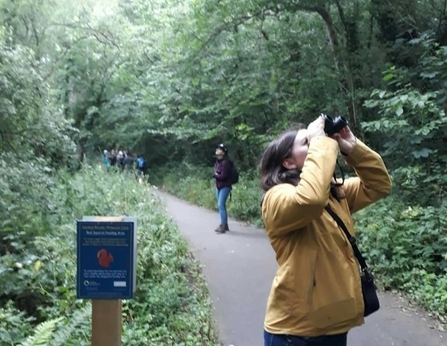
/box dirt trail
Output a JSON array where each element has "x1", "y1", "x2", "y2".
[{"x1": 157, "y1": 191, "x2": 446, "y2": 346}]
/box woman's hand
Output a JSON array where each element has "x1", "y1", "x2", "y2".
[
  {"x1": 333, "y1": 126, "x2": 357, "y2": 155},
  {"x1": 307, "y1": 115, "x2": 326, "y2": 142}
]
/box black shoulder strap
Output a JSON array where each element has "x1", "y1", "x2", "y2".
[{"x1": 325, "y1": 205, "x2": 368, "y2": 271}]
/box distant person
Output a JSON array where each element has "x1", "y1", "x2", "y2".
[
  {"x1": 136, "y1": 155, "x2": 147, "y2": 183},
  {"x1": 103, "y1": 150, "x2": 110, "y2": 168},
  {"x1": 259, "y1": 115, "x2": 392, "y2": 346},
  {"x1": 116, "y1": 150, "x2": 125, "y2": 171},
  {"x1": 213, "y1": 143, "x2": 233, "y2": 234},
  {"x1": 109, "y1": 149, "x2": 117, "y2": 166},
  {"x1": 123, "y1": 150, "x2": 135, "y2": 173}
]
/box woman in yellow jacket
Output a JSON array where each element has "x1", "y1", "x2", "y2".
[{"x1": 260, "y1": 115, "x2": 392, "y2": 346}]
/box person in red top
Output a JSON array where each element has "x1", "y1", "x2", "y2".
[{"x1": 213, "y1": 144, "x2": 232, "y2": 234}]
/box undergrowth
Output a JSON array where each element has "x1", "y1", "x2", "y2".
[
  {"x1": 153, "y1": 165, "x2": 447, "y2": 322},
  {"x1": 0, "y1": 164, "x2": 219, "y2": 346},
  {"x1": 150, "y1": 164, "x2": 264, "y2": 227}
]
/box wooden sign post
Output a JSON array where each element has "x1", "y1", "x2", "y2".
[
  {"x1": 92, "y1": 300, "x2": 122, "y2": 345},
  {"x1": 77, "y1": 216, "x2": 137, "y2": 346}
]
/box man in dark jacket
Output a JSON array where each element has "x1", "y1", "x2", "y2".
[
  {"x1": 123, "y1": 150, "x2": 135, "y2": 173},
  {"x1": 213, "y1": 143, "x2": 232, "y2": 233}
]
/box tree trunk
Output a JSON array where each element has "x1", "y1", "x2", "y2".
[
  {"x1": 314, "y1": 6, "x2": 359, "y2": 131},
  {"x1": 76, "y1": 142, "x2": 85, "y2": 164}
]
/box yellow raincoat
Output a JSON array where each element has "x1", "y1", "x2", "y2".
[{"x1": 262, "y1": 136, "x2": 392, "y2": 337}]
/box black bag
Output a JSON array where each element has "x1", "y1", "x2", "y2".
[
  {"x1": 325, "y1": 205, "x2": 380, "y2": 317},
  {"x1": 228, "y1": 160, "x2": 239, "y2": 185}
]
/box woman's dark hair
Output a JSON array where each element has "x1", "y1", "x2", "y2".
[
  {"x1": 259, "y1": 129, "x2": 301, "y2": 192},
  {"x1": 259, "y1": 127, "x2": 345, "y2": 200}
]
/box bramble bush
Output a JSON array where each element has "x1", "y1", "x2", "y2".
[
  {"x1": 154, "y1": 167, "x2": 447, "y2": 321},
  {"x1": 0, "y1": 164, "x2": 219, "y2": 346}
]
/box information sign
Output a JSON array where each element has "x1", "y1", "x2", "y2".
[{"x1": 76, "y1": 218, "x2": 137, "y2": 299}]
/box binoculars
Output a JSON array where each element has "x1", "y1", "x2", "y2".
[{"x1": 324, "y1": 115, "x2": 348, "y2": 136}]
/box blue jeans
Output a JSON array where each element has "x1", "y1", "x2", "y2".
[
  {"x1": 216, "y1": 187, "x2": 231, "y2": 225},
  {"x1": 264, "y1": 330, "x2": 347, "y2": 346}
]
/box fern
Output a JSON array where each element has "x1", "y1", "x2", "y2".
[
  {"x1": 19, "y1": 317, "x2": 64, "y2": 346},
  {"x1": 18, "y1": 306, "x2": 90, "y2": 346},
  {"x1": 49, "y1": 304, "x2": 91, "y2": 346}
]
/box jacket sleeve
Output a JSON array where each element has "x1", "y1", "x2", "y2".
[
  {"x1": 262, "y1": 136, "x2": 339, "y2": 237},
  {"x1": 214, "y1": 159, "x2": 231, "y2": 181},
  {"x1": 342, "y1": 139, "x2": 392, "y2": 214}
]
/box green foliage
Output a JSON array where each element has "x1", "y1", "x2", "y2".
[
  {"x1": 363, "y1": 35, "x2": 447, "y2": 207},
  {"x1": 0, "y1": 166, "x2": 218, "y2": 345},
  {"x1": 18, "y1": 318, "x2": 64, "y2": 346},
  {"x1": 356, "y1": 199, "x2": 447, "y2": 319},
  {"x1": 0, "y1": 38, "x2": 75, "y2": 168},
  {"x1": 1, "y1": 0, "x2": 447, "y2": 334},
  {"x1": 0, "y1": 302, "x2": 35, "y2": 345}
]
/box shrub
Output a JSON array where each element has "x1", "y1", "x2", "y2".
[
  {"x1": 355, "y1": 198, "x2": 447, "y2": 319},
  {"x1": 0, "y1": 165, "x2": 218, "y2": 346}
]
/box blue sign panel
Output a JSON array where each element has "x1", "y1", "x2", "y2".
[{"x1": 76, "y1": 220, "x2": 136, "y2": 299}]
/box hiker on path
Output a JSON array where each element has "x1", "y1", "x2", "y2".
[
  {"x1": 116, "y1": 150, "x2": 125, "y2": 168},
  {"x1": 123, "y1": 150, "x2": 135, "y2": 173},
  {"x1": 103, "y1": 150, "x2": 111, "y2": 168},
  {"x1": 213, "y1": 143, "x2": 233, "y2": 234},
  {"x1": 109, "y1": 149, "x2": 117, "y2": 167},
  {"x1": 259, "y1": 115, "x2": 392, "y2": 346},
  {"x1": 136, "y1": 155, "x2": 147, "y2": 183}
]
